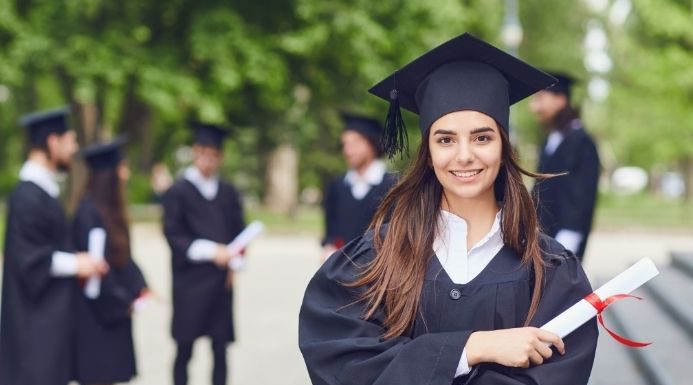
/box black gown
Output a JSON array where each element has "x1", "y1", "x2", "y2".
[
  {"x1": 299, "y1": 228, "x2": 598, "y2": 385},
  {"x1": 163, "y1": 178, "x2": 245, "y2": 343},
  {"x1": 533, "y1": 123, "x2": 600, "y2": 259},
  {"x1": 0, "y1": 182, "x2": 76, "y2": 385},
  {"x1": 71, "y1": 198, "x2": 148, "y2": 383},
  {"x1": 322, "y1": 173, "x2": 397, "y2": 247}
]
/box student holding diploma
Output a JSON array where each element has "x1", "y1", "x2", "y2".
[
  {"x1": 299, "y1": 33, "x2": 598, "y2": 384},
  {"x1": 163, "y1": 122, "x2": 246, "y2": 385},
  {"x1": 0, "y1": 108, "x2": 107, "y2": 385},
  {"x1": 72, "y1": 138, "x2": 149, "y2": 385}
]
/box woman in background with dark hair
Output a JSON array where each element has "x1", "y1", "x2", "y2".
[
  {"x1": 72, "y1": 138, "x2": 149, "y2": 385},
  {"x1": 299, "y1": 33, "x2": 597, "y2": 385}
]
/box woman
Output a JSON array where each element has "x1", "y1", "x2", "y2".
[
  {"x1": 72, "y1": 138, "x2": 149, "y2": 385},
  {"x1": 299, "y1": 33, "x2": 597, "y2": 385}
]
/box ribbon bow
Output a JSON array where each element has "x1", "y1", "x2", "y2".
[{"x1": 585, "y1": 292, "x2": 652, "y2": 348}]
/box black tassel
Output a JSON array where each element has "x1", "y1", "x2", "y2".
[{"x1": 381, "y1": 88, "x2": 408, "y2": 159}]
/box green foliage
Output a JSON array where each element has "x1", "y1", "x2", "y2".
[{"x1": 0, "y1": 0, "x2": 689, "y2": 202}]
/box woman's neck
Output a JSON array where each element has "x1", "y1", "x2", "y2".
[{"x1": 441, "y1": 193, "x2": 500, "y2": 250}]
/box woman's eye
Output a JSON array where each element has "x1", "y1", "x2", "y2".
[
  {"x1": 475, "y1": 135, "x2": 491, "y2": 143},
  {"x1": 438, "y1": 137, "x2": 453, "y2": 144}
]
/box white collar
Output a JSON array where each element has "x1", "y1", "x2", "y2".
[
  {"x1": 19, "y1": 160, "x2": 60, "y2": 198},
  {"x1": 344, "y1": 160, "x2": 387, "y2": 200},
  {"x1": 184, "y1": 166, "x2": 219, "y2": 201},
  {"x1": 433, "y1": 209, "x2": 504, "y2": 284}
]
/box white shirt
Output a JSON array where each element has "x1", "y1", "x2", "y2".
[
  {"x1": 184, "y1": 166, "x2": 220, "y2": 201},
  {"x1": 19, "y1": 160, "x2": 60, "y2": 198},
  {"x1": 433, "y1": 209, "x2": 504, "y2": 377},
  {"x1": 18, "y1": 160, "x2": 77, "y2": 276},
  {"x1": 344, "y1": 160, "x2": 386, "y2": 200}
]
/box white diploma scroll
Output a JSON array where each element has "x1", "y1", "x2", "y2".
[
  {"x1": 85, "y1": 228, "x2": 107, "y2": 299},
  {"x1": 541, "y1": 257, "x2": 659, "y2": 338},
  {"x1": 227, "y1": 221, "x2": 265, "y2": 271}
]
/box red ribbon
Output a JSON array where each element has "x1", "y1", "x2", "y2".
[{"x1": 585, "y1": 292, "x2": 652, "y2": 348}]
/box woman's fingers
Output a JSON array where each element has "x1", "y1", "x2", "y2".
[{"x1": 536, "y1": 329, "x2": 566, "y2": 355}]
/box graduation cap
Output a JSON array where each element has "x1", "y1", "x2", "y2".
[
  {"x1": 369, "y1": 32, "x2": 557, "y2": 157},
  {"x1": 19, "y1": 106, "x2": 71, "y2": 146},
  {"x1": 189, "y1": 121, "x2": 230, "y2": 149},
  {"x1": 340, "y1": 113, "x2": 384, "y2": 156},
  {"x1": 81, "y1": 136, "x2": 128, "y2": 170},
  {"x1": 543, "y1": 71, "x2": 576, "y2": 100}
]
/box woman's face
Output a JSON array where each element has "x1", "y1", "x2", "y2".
[{"x1": 428, "y1": 110, "x2": 503, "y2": 205}]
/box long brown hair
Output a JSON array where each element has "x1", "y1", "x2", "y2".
[
  {"x1": 86, "y1": 166, "x2": 131, "y2": 269},
  {"x1": 349, "y1": 125, "x2": 547, "y2": 339}
]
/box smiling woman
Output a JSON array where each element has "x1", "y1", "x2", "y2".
[{"x1": 299, "y1": 33, "x2": 598, "y2": 385}]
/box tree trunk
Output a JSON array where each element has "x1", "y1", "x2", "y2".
[
  {"x1": 263, "y1": 143, "x2": 299, "y2": 215},
  {"x1": 117, "y1": 76, "x2": 153, "y2": 172}
]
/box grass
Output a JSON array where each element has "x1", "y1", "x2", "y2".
[{"x1": 594, "y1": 192, "x2": 693, "y2": 232}]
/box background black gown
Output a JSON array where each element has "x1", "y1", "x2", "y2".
[
  {"x1": 71, "y1": 198, "x2": 148, "y2": 384},
  {"x1": 0, "y1": 182, "x2": 76, "y2": 385},
  {"x1": 322, "y1": 173, "x2": 397, "y2": 247},
  {"x1": 163, "y1": 178, "x2": 245, "y2": 344},
  {"x1": 532, "y1": 123, "x2": 600, "y2": 259},
  {"x1": 299, "y1": 229, "x2": 598, "y2": 385}
]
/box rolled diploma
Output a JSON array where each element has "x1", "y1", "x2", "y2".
[
  {"x1": 85, "y1": 228, "x2": 106, "y2": 299},
  {"x1": 541, "y1": 257, "x2": 659, "y2": 338},
  {"x1": 227, "y1": 221, "x2": 265, "y2": 271}
]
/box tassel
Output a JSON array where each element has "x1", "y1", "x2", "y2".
[{"x1": 381, "y1": 88, "x2": 408, "y2": 159}]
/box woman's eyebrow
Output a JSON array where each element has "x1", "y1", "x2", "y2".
[
  {"x1": 470, "y1": 127, "x2": 495, "y2": 134},
  {"x1": 431, "y1": 129, "x2": 457, "y2": 136}
]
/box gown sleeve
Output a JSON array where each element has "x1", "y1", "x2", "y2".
[
  {"x1": 299, "y1": 234, "x2": 472, "y2": 385},
  {"x1": 321, "y1": 179, "x2": 339, "y2": 247},
  {"x1": 461, "y1": 246, "x2": 598, "y2": 385},
  {"x1": 162, "y1": 184, "x2": 196, "y2": 270},
  {"x1": 557, "y1": 135, "x2": 600, "y2": 234},
  {"x1": 12, "y1": 192, "x2": 63, "y2": 300}
]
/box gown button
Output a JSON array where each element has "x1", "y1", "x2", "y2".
[{"x1": 449, "y1": 289, "x2": 462, "y2": 300}]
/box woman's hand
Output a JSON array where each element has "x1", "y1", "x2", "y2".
[{"x1": 465, "y1": 327, "x2": 565, "y2": 368}]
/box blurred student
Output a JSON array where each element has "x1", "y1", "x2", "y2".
[
  {"x1": 0, "y1": 107, "x2": 107, "y2": 385},
  {"x1": 72, "y1": 137, "x2": 149, "y2": 385},
  {"x1": 163, "y1": 122, "x2": 245, "y2": 385},
  {"x1": 321, "y1": 113, "x2": 397, "y2": 260},
  {"x1": 529, "y1": 72, "x2": 600, "y2": 261}
]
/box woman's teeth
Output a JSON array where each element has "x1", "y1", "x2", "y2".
[{"x1": 450, "y1": 170, "x2": 481, "y2": 178}]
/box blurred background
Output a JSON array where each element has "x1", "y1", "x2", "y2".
[{"x1": 0, "y1": 0, "x2": 691, "y2": 384}]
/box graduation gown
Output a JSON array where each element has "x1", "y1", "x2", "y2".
[
  {"x1": 71, "y1": 198, "x2": 148, "y2": 383},
  {"x1": 533, "y1": 124, "x2": 600, "y2": 259},
  {"x1": 163, "y1": 178, "x2": 245, "y2": 343},
  {"x1": 0, "y1": 182, "x2": 75, "y2": 385},
  {"x1": 322, "y1": 173, "x2": 397, "y2": 247},
  {"x1": 299, "y1": 229, "x2": 598, "y2": 385}
]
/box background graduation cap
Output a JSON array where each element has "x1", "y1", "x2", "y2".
[
  {"x1": 543, "y1": 71, "x2": 577, "y2": 101},
  {"x1": 369, "y1": 32, "x2": 557, "y2": 158},
  {"x1": 189, "y1": 121, "x2": 231, "y2": 149},
  {"x1": 340, "y1": 112, "x2": 385, "y2": 156},
  {"x1": 81, "y1": 136, "x2": 129, "y2": 170},
  {"x1": 19, "y1": 106, "x2": 71, "y2": 146}
]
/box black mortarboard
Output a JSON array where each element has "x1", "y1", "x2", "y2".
[
  {"x1": 369, "y1": 32, "x2": 557, "y2": 157},
  {"x1": 81, "y1": 136, "x2": 128, "y2": 170},
  {"x1": 189, "y1": 121, "x2": 230, "y2": 149},
  {"x1": 19, "y1": 106, "x2": 71, "y2": 146},
  {"x1": 544, "y1": 71, "x2": 575, "y2": 100},
  {"x1": 340, "y1": 113, "x2": 384, "y2": 156}
]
